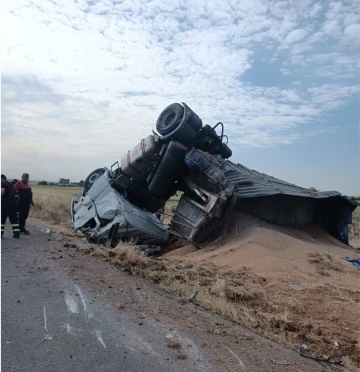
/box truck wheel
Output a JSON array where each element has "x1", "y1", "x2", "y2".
[
  {"x1": 84, "y1": 168, "x2": 105, "y2": 192},
  {"x1": 156, "y1": 103, "x2": 202, "y2": 145},
  {"x1": 156, "y1": 103, "x2": 184, "y2": 135}
]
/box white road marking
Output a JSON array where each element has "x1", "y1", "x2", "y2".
[
  {"x1": 43, "y1": 306, "x2": 48, "y2": 332},
  {"x1": 96, "y1": 317, "x2": 104, "y2": 325},
  {"x1": 225, "y1": 346, "x2": 246, "y2": 371},
  {"x1": 64, "y1": 291, "x2": 79, "y2": 314},
  {"x1": 74, "y1": 284, "x2": 94, "y2": 318},
  {"x1": 95, "y1": 329, "x2": 107, "y2": 349},
  {"x1": 63, "y1": 323, "x2": 72, "y2": 334},
  {"x1": 74, "y1": 285, "x2": 87, "y2": 316},
  {"x1": 61, "y1": 323, "x2": 84, "y2": 335},
  {"x1": 126, "y1": 330, "x2": 157, "y2": 355}
]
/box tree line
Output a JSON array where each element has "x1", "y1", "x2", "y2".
[{"x1": 37, "y1": 181, "x2": 85, "y2": 187}]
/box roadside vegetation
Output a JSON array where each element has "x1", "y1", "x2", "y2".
[
  {"x1": 85, "y1": 243, "x2": 359, "y2": 368},
  {"x1": 350, "y1": 203, "x2": 360, "y2": 246},
  {"x1": 30, "y1": 185, "x2": 81, "y2": 225}
]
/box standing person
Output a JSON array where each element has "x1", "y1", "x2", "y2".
[
  {"x1": 14, "y1": 173, "x2": 34, "y2": 235},
  {"x1": 10, "y1": 179, "x2": 20, "y2": 221},
  {"x1": 1, "y1": 174, "x2": 20, "y2": 238}
]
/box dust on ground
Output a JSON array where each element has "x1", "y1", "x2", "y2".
[{"x1": 160, "y1": 211, "x2": 360, "y2": 366}]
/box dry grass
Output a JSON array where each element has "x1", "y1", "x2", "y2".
[
  {"x1": 30, "y1": 185, "x2": 82, "y2": 226},
  {"x1": 84, "y1": 244, "x2": 359, "y2": 367},
  {"x1": 167, "y1": 341, "x2": 182, "y2": 350},
  {"x1": 343, "y1": 356, "x2": 360, "y2": 372},
  {"x1": 350, "y1": 205, "x2": 360, "y2": 248},
  {"x1": 176, "y1": 354, "x2": 188, "y2": 360},
  {"x1": 269, "y1": 294, "x2": 307, "y2": 315},
  {"x1": 308, "y1": 252, "x2": 345, "y2": 275}
]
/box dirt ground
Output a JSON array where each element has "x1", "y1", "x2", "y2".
[{"x1": 162, "y1": 212, "x2": 360, "y2": 366}]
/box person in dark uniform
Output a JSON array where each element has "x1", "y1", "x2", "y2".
[
  {"x1": 1, "y1": 174, "x2": 20, "y2": 238},
  {"x1": 11, "y1": 179, "x2": 20, "y2": 221},
  {"x1": 14, "y1": 173, "x2": 34, "y2": 235}
]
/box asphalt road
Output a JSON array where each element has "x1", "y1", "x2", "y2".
[
  {"x1": 1, "y1": 219, "x2": 335, "y2": 372},
  {"x1": 1, "y1": 223, "x2": 217, "y2": 372}
]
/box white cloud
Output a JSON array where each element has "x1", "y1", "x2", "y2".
[
  {"x1": 323, "y1": 19, "x2": 342, "y2": 37},
  {"x1": 344, "y1": 23, "x2": 360, "y2": 41},
  {"x1": 308, "y1": 3, "x2": 323, "y2": 18},
  {"x1": 285, "y1": 29, "x2": 308, "y2": 43},
  {"x1": 1, "y1": 0, "x2": 359, "y2": 186}
]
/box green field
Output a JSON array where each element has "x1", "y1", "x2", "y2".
[
  {"x1": 30, "y1": 185, "x2": 82, "y2": 225},
  {"x1": 31, "y1": 184, "x2": 82, "y2": 198},
  {"x1": 353, "y1": 201, "x2": 360, "y2": 222}
]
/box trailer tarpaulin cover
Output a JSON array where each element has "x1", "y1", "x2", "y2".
[{"x1": 186, "y1": 150, "x2": 357, "y2": 245}]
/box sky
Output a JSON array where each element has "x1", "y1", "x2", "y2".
[{"x1": 1, "y1": 0, "x2": 359, "y2": 195}]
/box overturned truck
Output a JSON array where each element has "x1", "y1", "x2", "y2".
[{"x1": 71, "y1": 103, "x2": 356, "y2": 248}]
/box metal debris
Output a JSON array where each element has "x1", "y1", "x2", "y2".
[
  {"x1": 135, "y1": 245, "x2": 161, "y2": 256},
  {"x1": 176, "y1": 263, "x2": 193, "y2": 270},
  {"x1": 289, "y1": 283, "x2": 305, "y2": 291},
  {"x1": 189, "y1": 290, "x2": 198, "y2": 301},
  {"x1": 270, "y1": 359, "x2": 292, "y2": 366},
  {"x1": 35, "y1": 334, "x2": 53, "y2": 348}
]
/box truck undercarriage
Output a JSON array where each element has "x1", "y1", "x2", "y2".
[{"x1": 71, "y1": 102, "x2": 236, "y2": 247}]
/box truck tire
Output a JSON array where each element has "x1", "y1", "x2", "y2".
[
  {"x1": 84, "y1": 168, "x2": 105, "y2": 192},
  {"x1": 156, "y1": 103, "x2": 203, "y2": 146},
  {"x1": 156, "y1": 103, "x2": 184, "y2": 135}
]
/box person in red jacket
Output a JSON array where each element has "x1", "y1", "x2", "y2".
[{"x1": 14, "y1": 173, "x2": 34, "y2": 234}]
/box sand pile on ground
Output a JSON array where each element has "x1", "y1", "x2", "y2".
[
  {"x1": 163, "y1": 211, "x2": 360, "y2": 365},
  {"x1": 164, "y1": 244, "x2": 198, "y2": 257},
  {"x1": 165, "y1": 211, "x2": 356, "y2": 282}
]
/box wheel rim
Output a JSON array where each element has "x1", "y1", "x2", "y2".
[
  {"x1": 164, "y1": 112, "x2": 176, "y2": 128},
  {"x1": 159, "y1": 111, "x2": 178, "y2": 134},
  {"x1": 157, "y1": 104, "x2": 184, "y2": 135}
]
